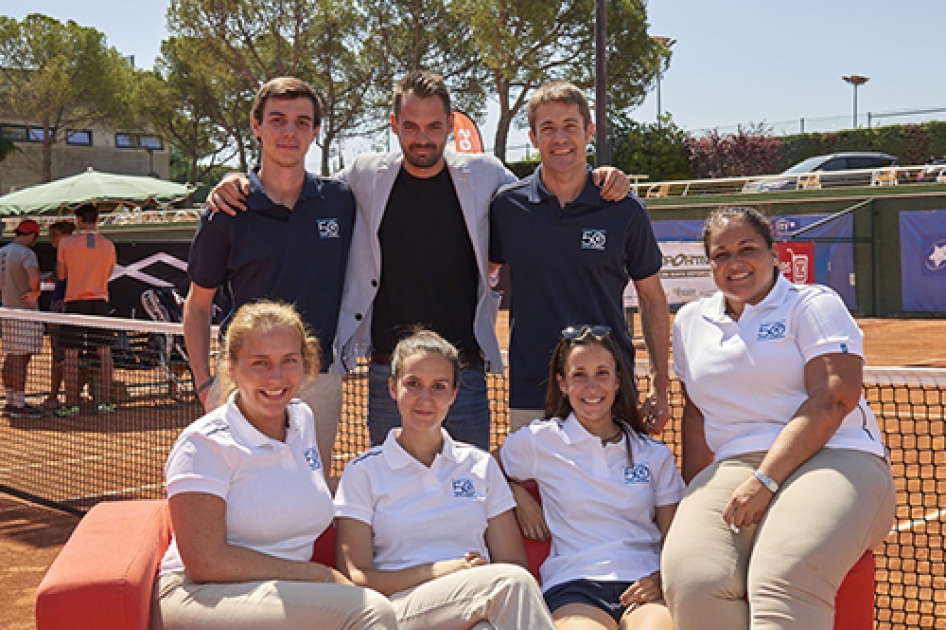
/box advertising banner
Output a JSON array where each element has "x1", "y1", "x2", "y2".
[
  {"x1": 899, "y1": 210, "x2": 946, "y2": 312},
  {"x1": 624, "y1": 241, "x2": 715, "y2": 308},
  {"x1": 776, "y1": 241, "x2": 815, "y2": 284},
  {"x1": 452, "y1": 111, "x2": 484, "y2": 154}
]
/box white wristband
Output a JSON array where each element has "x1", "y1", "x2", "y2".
[{"x1": 753, "y1": 469, "x2": 780, "y2": 494}]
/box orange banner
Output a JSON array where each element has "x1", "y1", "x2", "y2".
[{"x1": 453, "y1": 111, "x2": 484, "y2": 154}]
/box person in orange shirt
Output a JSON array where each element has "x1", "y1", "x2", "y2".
[{"x1": 56, "y1": 204, "x2": 117, "y2": 416}]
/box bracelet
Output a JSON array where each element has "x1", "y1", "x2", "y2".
[
  {"x1": 753, "y1": 469, "x2": 780, "y2": 494},
  {"x1": 195, "y1": 377, "x2": 215, "y2": 396}
]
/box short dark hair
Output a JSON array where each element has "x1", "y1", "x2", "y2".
[
  {"x1": 251, "y1": 77, "x2": 323, "y2": 127},
  {"x1": 48, "y1": 220, "x2": 76, "y2": 236},
  {"x1": 702, "y1": 207, "x2": 774, "y2": 257},
  {"x1": 527, "y1": 81, "x2": 592, "y2": 134},
  {"x1": 74, "y1": 204, "x2": 99, "y2": 224},
  {"x1": 392, "y1": 71, "x2": 451, "y2": 119}
]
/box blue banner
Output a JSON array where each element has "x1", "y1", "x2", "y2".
[{"x1": 899, "y1": 210, "x2": 946, "y2": 312}]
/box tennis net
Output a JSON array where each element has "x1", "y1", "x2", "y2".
[{"x1": 0, "y1": 307, "x2": 942, "y2": 628}]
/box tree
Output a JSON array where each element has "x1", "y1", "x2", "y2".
[
  {"x1": 609, "y1": 113, "x2": 690, "y2": 181},
  {"x1": 364, "y1": 0, "x2": 489, "y2": 121},
  {"x1": 166, "y1": 0, "x2": 384, "y2": 175},
  {"x1": 136, "y1": 37, "x2": 241, "y2": 184},
  {"x1": 453, "y1": 0, "x2": 664, "y2": 162},
  {"x1": 0, "y1": 14, "x2": 133, "y2": 181}
]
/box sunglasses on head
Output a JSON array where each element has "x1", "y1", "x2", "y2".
[{"x1": 561, "y1": 325, "x2": 611, "y2": 340}]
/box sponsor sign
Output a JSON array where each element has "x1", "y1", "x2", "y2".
[{"x1": 624, "y1": 241, "x2": 715, "y2": 307}]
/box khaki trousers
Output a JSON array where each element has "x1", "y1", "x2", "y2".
[
  {"x1": 389, "y1": 564, "x2": 555, "y2": 630},
  {"x1": 152, "y1": 571, "x2": 397, "y2": 630},
  {"x1": 661, "y1": 449, "x2": 896, "y2": 630}
]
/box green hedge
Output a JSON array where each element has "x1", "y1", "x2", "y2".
[
  {"x1": 776, "y1": 121, "x2": 946, "y2": 170},
  {"x1": 506, "y1": 120, "x2": 946, "y2": 180}
]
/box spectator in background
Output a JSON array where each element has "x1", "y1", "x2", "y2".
[
  {"x1": 41, "y1": 220, "x2": 76, "y2": 412},
  {"x1": 0, "y1": 219, "x2": 44, "y2": 419},
  {"x1": 56, "y1": 204, "x2": 117, "y2": 416}
]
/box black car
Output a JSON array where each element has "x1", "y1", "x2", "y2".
[{"x1": 743, "y1": 152, "x2": 900, "y2": 192}]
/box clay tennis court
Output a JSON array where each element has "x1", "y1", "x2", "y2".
[{"x1": 1, "y1": 315, "x2": 944, "y2": 630}]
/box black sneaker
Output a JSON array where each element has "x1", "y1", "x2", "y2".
[{"x1": 9, "y1": 405, "x2": 43, "y2": 419}]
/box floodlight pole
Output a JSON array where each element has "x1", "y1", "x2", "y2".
[
  {"x1": 594, "y1": 0, "x2": 610, "y2": 166},
  {"x1": 842, "y1": 75, "x2": 869, "y2": 128},
  {"x1": 651, "y1": 36, "x2": 676, "y2": 123}
]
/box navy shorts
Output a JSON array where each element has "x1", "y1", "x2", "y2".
[
  {"x1": 543, "y1": 578, "x2": 634, "y2": 624},
  {"x1": 61, "y1": 300, "x2": 113, "y2": 350}
]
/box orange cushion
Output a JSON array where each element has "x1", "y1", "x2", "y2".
[{"x1": 35, "y1": 500, "x2": 171, "y2": 630}]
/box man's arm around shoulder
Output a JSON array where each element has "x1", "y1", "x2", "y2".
[{"x1": 183, "y1": 283, "x2": 218, "y2": 411}]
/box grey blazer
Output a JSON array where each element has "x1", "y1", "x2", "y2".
[{"x1": 334, "y1": 149, "x2": 516, "y2": 374}]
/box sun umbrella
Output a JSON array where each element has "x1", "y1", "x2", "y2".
[{"x1": 0, "y1": 168, "x2": 195, "y2": 216}]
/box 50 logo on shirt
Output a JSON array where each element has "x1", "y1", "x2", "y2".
[
  {"x1": 624, "y1": 463, "x2": 651, "y2": 484},
  {"x1": 756, "y1": 320, "x2": 787, "y2": 341},
  {"x1": 452, "y1": 478, "x2": 477, "y2": 498},
  {"x1": 303, "y1": 446, "x2": 322, "y2": 471},
  {"x1": 581, "y1": 228, "x2": 606, "y2": 251}
]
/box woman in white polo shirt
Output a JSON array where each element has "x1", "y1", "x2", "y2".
[
  {"x1": 661, "y1": 207, "x2": 896, "y2": 630},
  {"x1": 501, "y1": 325, "x2": 684, "y2": 630},
  {"x1": 152, "y1": 301, "x2": 396, "y2": 630},
  {"x1": 335, "y1": 330, "x2": 555, "y2": 630}
]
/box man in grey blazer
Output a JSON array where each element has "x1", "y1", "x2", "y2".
[{"x1": 209, "y1": 71, "x2": 629, "y2": 451}]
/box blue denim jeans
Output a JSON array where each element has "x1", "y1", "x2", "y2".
[{"x1": 367, "y1": 361, "x2": 491, "y2": 450}]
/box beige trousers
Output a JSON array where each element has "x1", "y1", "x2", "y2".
[
  {"x1": 152, "y1": 571, "x2": 397, "y2": 630},
  {"x1": 389, "y1": 564, "x2": 555, "y2": 630},
  {"x1": 661, "y1": 449, "x2": 896, "y2": 630}
]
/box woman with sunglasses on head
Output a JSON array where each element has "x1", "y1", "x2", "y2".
[
  {"x1": 500, "y1": 325, "x2": 684, "y2": 630},
  {"x1": 152, "y1": 301, "x2": 396, "y2": 630},
  {"x1": 661, "y1": 207, "x2": 896, "y2": 630},
  {"x1": 335, "y1": 329, "x2": 556, "y2": 630}
]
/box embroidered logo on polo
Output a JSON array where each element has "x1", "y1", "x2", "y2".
[
  {"x1": 304, "y1": 446, "x2": 322, "y2": 471},
  {"x1": 452, "y1": 478, "x2": 477, "y2": 498},
  {"x1": 581, "y1": 228, "x2": 606, "y2": 251},
  {"x1": 624, "y1": 463, "x2": 651, "y2": 484},
  {"x1": 317, "y1": 218, "x2": 340, "y2": 239},
  {"x1": 756, "y1": 320, "x2": 787, "y2": 341}
]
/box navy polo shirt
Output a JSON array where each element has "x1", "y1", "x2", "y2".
[
  {"x1": 188, "y1": 169, "x2": 355, "y2": 371},
  {"x1": 489, "y1": 166, "x2": 662, "y2": 408}
]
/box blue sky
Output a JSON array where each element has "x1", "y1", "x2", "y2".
[{"x1": 7, "y1": 0, "x2": 946, "y2": 165}]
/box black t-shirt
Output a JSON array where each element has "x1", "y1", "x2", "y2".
[{"x1": 371, "y1": 166, "x2": 479, "y2": 354}]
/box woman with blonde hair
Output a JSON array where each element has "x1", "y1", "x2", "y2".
[{"x1": 152, "y1": 300, "x2": 396, "y2": 630}]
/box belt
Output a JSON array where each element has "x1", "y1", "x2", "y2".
[{"x1": 371, "y1": 349, "x2": 484, "y2": 370}]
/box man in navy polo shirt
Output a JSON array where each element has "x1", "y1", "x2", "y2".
[
  {"x1": 489, "y1": 81, "x2": 670, "y2": 435},
  {"x1": 183, "y1": 77, "x2": 354, "y2": 472}
]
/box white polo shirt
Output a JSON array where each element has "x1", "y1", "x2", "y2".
[
  {"x1": 335, "y1": 429, "x2": 516, "y2": 572},
  {"x1": 500, "y1": 415, "x2": 685, "y2": 591},
  {"x1": 672, "y1": 275, "x2": 886, "y2": 461},
  {"x1": 159, "y1": 395, "x2": 333, "y2": 576}
]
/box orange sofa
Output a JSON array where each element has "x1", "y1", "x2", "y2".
[{"x1": 35, "y1": 488, "x2": 875, "y2": 630}]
